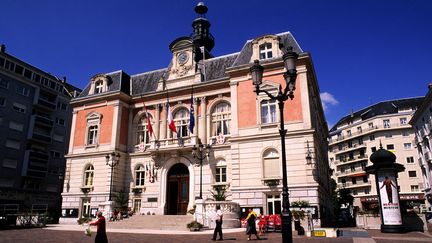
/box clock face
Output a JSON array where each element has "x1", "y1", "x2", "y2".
[{"x1": 178, "y1": 52, "x2": 189, "y2": 64}]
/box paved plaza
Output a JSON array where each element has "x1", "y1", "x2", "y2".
[{"x1": 0, "y1": 225, "x2": 431, "y2": 243}]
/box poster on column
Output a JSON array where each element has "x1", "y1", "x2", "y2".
[{"x1": 377, "y1": 173, "x2": 402, "y2": 225}]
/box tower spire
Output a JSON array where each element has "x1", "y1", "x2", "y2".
[{"x1": 192, "y1": 2, "x2": 214, "y2": 62}]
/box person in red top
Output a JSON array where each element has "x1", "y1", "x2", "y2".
[{"x1": 90, "y1": 211, "x2": 108, "y2": 243}]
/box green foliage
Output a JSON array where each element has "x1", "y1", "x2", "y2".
[
  {"x1": 114, "y1": 190, "x2": 129, "y2": 210},
  {"x1": 337, "y1": 188, "x2": 354, "y2": 206},
  {"x1": 209, "y1": 185, "x2": 230, "y2": 201},
  {"x1": 186, "y1": 220, "x2": 203, "y2": 230},
  {"x1": 290, "y1": 200, "x2": 310, "y2": 220},
  {"x1": 77, "y1": 215, "x2": 91, "y2": 225}
]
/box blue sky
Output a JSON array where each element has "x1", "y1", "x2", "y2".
[{"x1": 1, "y1": 0, "x2": 431, "y2": 127}]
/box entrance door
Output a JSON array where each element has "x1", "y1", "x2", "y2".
[{"x1": 167, "y1": 163, "x2": 189, "y2": 215}]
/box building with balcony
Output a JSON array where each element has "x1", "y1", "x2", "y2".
[
  {"x1": 328, "y1": 97, "x2": 425, "y2": 211},
  {"x1": 0, "y1": 45, "x2": 80, "y2": 219},
  {"x1": 410, "y1": 84, "x2": 432, "y2": 210},
  {"x1": 60, "y1": 3, "x2": 333, "y2": 227}
]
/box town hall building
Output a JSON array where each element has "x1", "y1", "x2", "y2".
[{"x1": 60, "y1": 2, "x2": 333, "y2": 227}]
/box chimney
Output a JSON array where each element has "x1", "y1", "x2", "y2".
[
  {"x1": 62, "y1": 76, "x2": 67, "y2": 83},
  {"x1": 0, "y1": 44, "x2": 5, "y2": 53}
]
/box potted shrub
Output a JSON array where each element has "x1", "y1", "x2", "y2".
[
  {"x1": 291, "y1": 200, "x2": 310, "y2": 235},
  {"x1": 187, "y1": 220, "x2": 203, "y2": 231},
  {"x1": 210, "y1": 185, "x2": 230, "y2": 201}
]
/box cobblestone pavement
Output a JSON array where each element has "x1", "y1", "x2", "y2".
[{"x1": 0, "y1": 227, "x2": 431, "y2": 243}]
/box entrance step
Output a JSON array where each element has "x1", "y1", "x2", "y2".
[
  {"x1": 339, "y1": 229, "x2": 370, "y2": 238},
  {"x1": 107, "y1": 215, "x2": 193, "y2": 231}
]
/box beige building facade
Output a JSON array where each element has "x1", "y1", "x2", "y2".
[
  {"x1": 410, "y1": 85, "x2": 432, "y2": 210},
  {"x1": 60, "y1": 3, "x2": 332, "y2": 226},
  {"x1": 329, "y1": 98, "x2": 425, "y2": 211}
]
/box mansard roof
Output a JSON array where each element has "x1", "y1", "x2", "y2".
[
  {"x1": 329, "y1": 97, "x2": 424, "y2": 133},
  {"x1": 77, "y1": 70, "x2": 130, "y2": 98},
  {"x1": 231, "y1": 32, "x2": 303, "y2": 67},
  {"x1": 75, "y1": 31, "x2": 303, "y2": 99}
]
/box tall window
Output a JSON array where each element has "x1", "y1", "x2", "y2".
[
  {"x1": 383, "y1": 119, "x2": 390, "y2": 128},
  {"x1": 84, "y1": 165, "x2": 94, "y2": 186},
  {"x1": 215, "y1": 159, "x2": 227, "y2": 183},
  {"x1": 87, "y1": 125, "x2": 98, "y2": 145},
  {"x1": 94, "y1": 80, "x2": 104, "y2": 94},
  {"x1": 259, "y1": 43, "x2": 273, "y2": 60},
  {"x1": 135, "y1": 165, "x2": 145, "y2": 186},
  {"x1": 267, "y1": 195, "x2": 281, "y2": 215},
  {"x1": 174, "y1": 108, "x2": 189, "y2": 137},
  {"x1": 212, "y1": 102, "x2": 231, "y2": 136},
  {"x1": 82, "y1": 198, "x2": 91, "y2": 217},
  {"x1": 136, "y1": 115, "x2": 151, "y2": 144},
  {"x1": 400, "y1": 118, "x2": 407, "y2": 125},
  {"x1": 261, "y1": 99, "x2": 277, "y2": 124},
  {"x1": 86, "y1": 113, "x2": 101, "y2": 146},
  {"x1": 133, "y1": 199, "x2": 141, "y2": 214},
  {"x1": 263, "y1": 149, "x2": 280, "y2": 178}
]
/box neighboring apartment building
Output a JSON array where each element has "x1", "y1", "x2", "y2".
[
  {"x1": 410, "y1": 85, "x2": 432, "y2": 210},
  {"x1": 60, "y1": 3, "x2": 333, "y2": 226},
  {"x1": 0, "y1": 45, "x2": 80, "y2": 218},
  {"x1": 328, "y1": 97, "x2": 425, "y2": 211}
]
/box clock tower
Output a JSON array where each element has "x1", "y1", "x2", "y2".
[{"x1": 163, "y1": 2, "x2": 215, "y2": 85}]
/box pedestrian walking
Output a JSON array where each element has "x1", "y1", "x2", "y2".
[
  {"x1": 212, "y1": 205, "x2": 223, "y2": 241},
  {"x1": 245, "y1": 209, "x2": 260, "y2": 241},
  {"x1": 90, "y1": 211, "x2": 108, "y2": 243}
]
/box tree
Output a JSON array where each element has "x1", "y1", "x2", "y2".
[{"x1": 114, "y1": 190, "x2": 129, "y2": 211}]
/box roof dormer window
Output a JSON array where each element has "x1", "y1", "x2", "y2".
[
  {"x1": 94, "y1": 80, "x2": 104, "y2": 94},
  {"x1": 251, "y1": 35, "x2": 282, "y2": 62},
  {"x1": 259, "y1": 43, "x2": 273, "y2": 60},
  {"x1": 89, "y1": 74, "x2": 111, "y2": 95}
]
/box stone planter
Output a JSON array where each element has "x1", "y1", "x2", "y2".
[{"x1": 195, "y1": 200, "x2": 240, "y2": 228}]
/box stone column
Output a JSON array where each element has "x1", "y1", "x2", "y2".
[
  {"x1": 199, "y1": 97, "x2": 207, "y2": 143},
  {"x1": 154, "y1": 104, "x2": 161, "y2": 140},
  {"x1": 193, "y1": 97, "x2": 198, "y2": 135},
  {"x1": 160, "y1": 103, "x2": 167, "y2": 140}
]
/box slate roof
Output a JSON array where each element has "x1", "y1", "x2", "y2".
[
  {"x1": 203, "y1": 53, "x2": 238, "y2": 82},
  {"x1": 329, "y1": 97, "x2": 425, "y2": 133},
  {"x1": 76, "y1": 31, "x2": 304, "y2": 98},
  {"x1": 77, "y1": 70, "x2": 129, "y2": 98},
  {"x1": 231, "y1": 32, "x2": 303, "y2": 67},
  {"x1": 131, "y1": 68, "x2": 167, "y2": 95}
]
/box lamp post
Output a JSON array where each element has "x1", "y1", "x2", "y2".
[
  {"x1": 192, "y1": 139, "x2": 211, "y2": 199},
  {"x1": 105, "y1": 152, "x2": 120, "y2": 201},
  {"x1": 250, "y1": 46, "x2": 298, "y2": 243}
]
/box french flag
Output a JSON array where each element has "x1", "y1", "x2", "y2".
[{"x1": 167, "y1": 102, "x2": 176, "y2": 133}]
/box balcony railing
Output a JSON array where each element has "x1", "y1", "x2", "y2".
[
  {"x1": 36, "y1": 98, "x2": 56, "y2": 110},
  {"x1": 425, "y1": 152, "x2": 431, "y2": 162},
  {"x1": 31, "y1": 133, "x2": 52, "y2": 143},
  {"x1": 330, "y1": 123, "x2": 411, "y2": 145},
  {"x1": 33, "y1": 115, "x2": 54, "y2": 127}
]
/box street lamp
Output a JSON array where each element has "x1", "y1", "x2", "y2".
[
  {"x1": 192, "y1": 139, "x2": 211, "y2": 199},
  {"x1": 250, "y1": 46, "x2": 298, "y2": 243},
  {"x1": 105, "y1": 152, "x2": 120, "y2": 201}
]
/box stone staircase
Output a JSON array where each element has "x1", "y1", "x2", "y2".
[{"x1": 107, "y1": 215, "x2": 194, "y2": 231}]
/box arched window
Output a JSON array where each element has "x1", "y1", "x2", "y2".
[
  {"x1": 260, "y1": 99, "x2": 277, "y2": 124},
  {"x1": 259, "y1": 43, "x2": 273, "y2": 60},
  {"x1": 215, "y1": 158, "x2": 227, "y2": 183},
  {"x1": 211, "y1": 102, "x2": 231, "y2": 136},
  {"x1": 84, "y1": 164, "x2": 94, "y2": 186},
  {"x1": 135, "y1": 165, "x2": 145, "y2": 187},
  {"x1": 136, "y1": 115, "x2": 152, "y2": 145},
  {"x1": 174, "y1": 108, "x2": 189, "y2": 138},
  {"x1": 263, "y1": 149, "x2": 280, "y2": 178}
]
